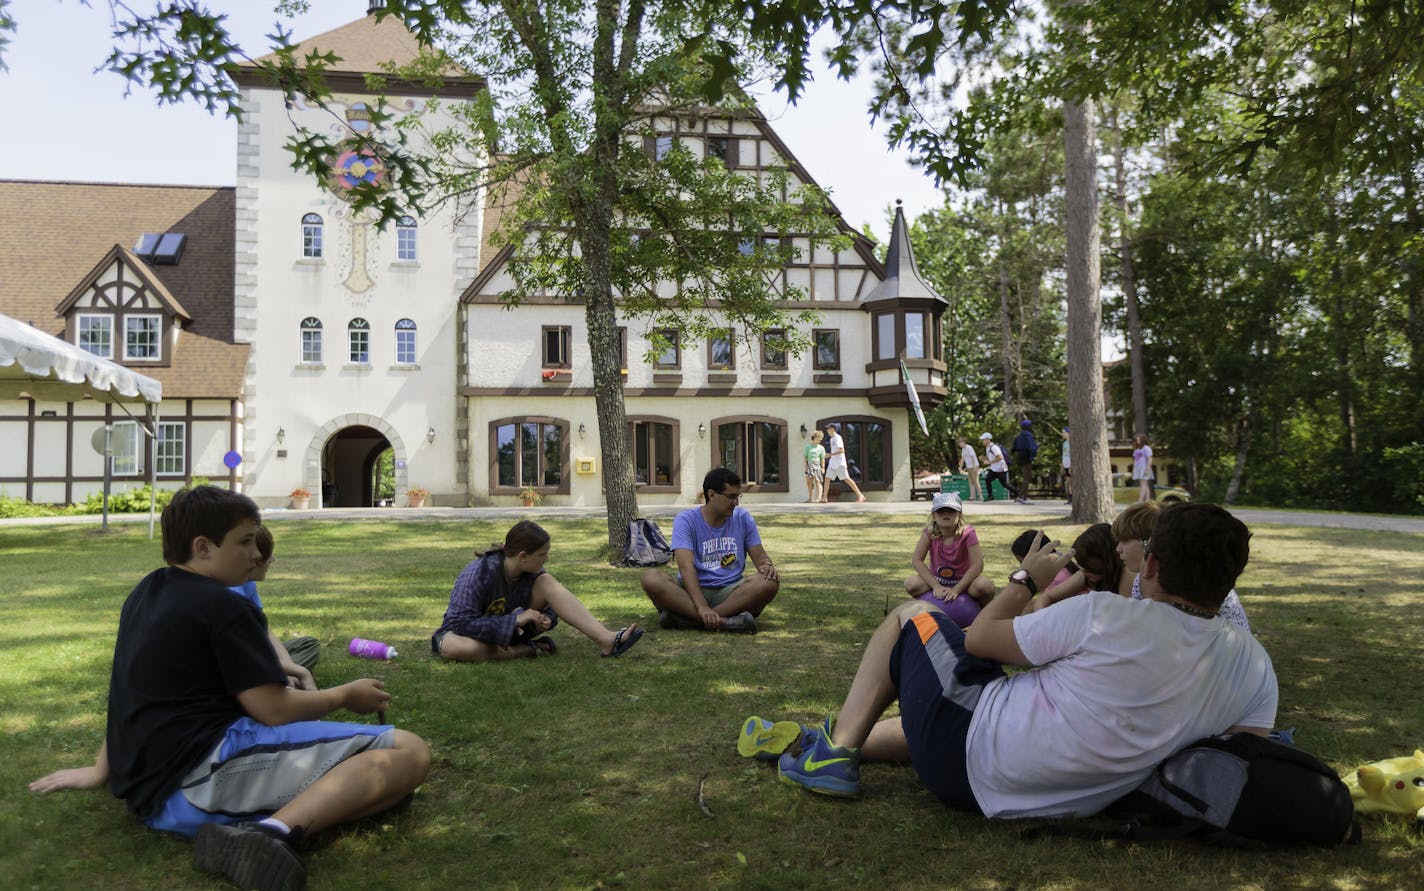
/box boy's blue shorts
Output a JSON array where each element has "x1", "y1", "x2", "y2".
[
  {"x1": 146, "y1": 716, "x2": 395, "y2": 837},
  {"x1": 889, "y1": 609, "x2": 1005, "y2": 814}
]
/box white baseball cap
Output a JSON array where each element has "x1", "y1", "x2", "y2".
[
  {"x1": 931, "y1": 491, "x2": 963, "y2": 514},
  {"x1": 979, "y1": 432, "x2": 992, "y2": 440}
]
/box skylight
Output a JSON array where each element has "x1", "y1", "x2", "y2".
[{"x1": 133, "y1": 232, "x2": 187, "y2": 265}]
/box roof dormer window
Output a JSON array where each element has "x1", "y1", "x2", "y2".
[{"x1": 77, "y1": 314, "x2": 113, "y2": 358}]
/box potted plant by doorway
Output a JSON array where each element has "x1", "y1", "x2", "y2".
[
  {"x1": 290, "y1": 487, "x2": 312, "y2": 510},
  {"x1": 407, "y1": 486, "x2": 429, "y2": 508},
  {"x1": 520, "y1": 485, "x2": 542, "y2": 507}
]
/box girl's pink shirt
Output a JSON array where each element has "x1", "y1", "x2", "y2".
[{"x1": 927, "y1": 524, "x2": 979, "y2": 582}]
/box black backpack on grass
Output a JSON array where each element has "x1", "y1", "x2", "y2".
[
  {"x1": 1026, "y1": 733, "x2": 1360, "y2": 847},
  {"x1": 1107, "y1": 733, "x2": 1360, "y2": 846}
]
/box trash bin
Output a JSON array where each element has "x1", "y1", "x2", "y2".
[{"x1": 941, "y1": 474, "x2": 971, "y2": 498}]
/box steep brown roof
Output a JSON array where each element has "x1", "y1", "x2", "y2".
[
  {"x1": 235, "y1": 11, "x2": 482, "y2": 97},
  {"x1": 0, "y1": 180, "x2": 248, "y2": 399}
]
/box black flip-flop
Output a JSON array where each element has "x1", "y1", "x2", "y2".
[
  {"x1": 602, "y1": 625, "x2": 644, "y2": 658},
  {"x1": 527, "y1": 636, "x2": 557, "y2": 657}
]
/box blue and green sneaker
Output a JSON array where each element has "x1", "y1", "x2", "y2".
[
  {"x1": 737, "y1": 716, "x2": 806, "y2": 762},
  {"x1": 777, "y1": 718, "x2": 861, "y2": 798}
]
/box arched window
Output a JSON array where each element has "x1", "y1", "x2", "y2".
[
  {"x1": 301, "y1": 213, "x2": 324, "y2": 259},
  {"x1": 490, "y1": 417, "x2": 570, "y2": 495},
  {"x1": 300, "y1": 317, "x2": 323, "y2": 364},
  {"x1": 348, "y1": 318, "x2": 370, "y2": 364},
  {"x1": 818, "y1": 415, "x2": 892, "y2": 490},
  {"x1": 627, "y1": 416, "x2": 680, "y2": 491},
  {"x1": 394, "y1": 318, "x2": 417, "y2": 365},
  {"x1": 710, "y1": 416, "x2": 787, "y2": 492},
  {"x1": 396, "y1": 215, "x2": 417, "y2": 261}
]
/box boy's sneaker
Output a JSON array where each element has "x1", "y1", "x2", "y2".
[
  {"x1": 737, "y1": 716, "x2": 806, "y2": 762},
  {"x1": 778, "y1": 718, "x2": 861, "y2": 798},
  {"x1": 194, "y1": 822, "x2": 306, "y2": 891},
  {"x1": 722, "y1": 611, "x2": 758, "y2": 634},
  {"x1": 658, "y1": 610, "x2": 701, "y2": 630}
]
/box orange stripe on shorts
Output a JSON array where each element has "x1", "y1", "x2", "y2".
[{"x1": 911, "y1": 610, "x2": 940, "y2": 645}]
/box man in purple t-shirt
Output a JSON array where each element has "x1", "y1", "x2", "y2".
[{"x1": 640, "y1": 468, "x2": 780, "y2": 633}]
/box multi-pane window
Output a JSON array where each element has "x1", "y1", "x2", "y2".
[
  {"x1": 301, "y1": 213, "x2": 324, "y2": 259},
  {"x1": 348, "y1": 318, "x2": 370, "y2": 364},
  {"x1": 395, "y1": 318, "x2": 417, "y2": 365},
  {"x1": 300, "y1": 317, "x2": 323, "y2": 363},
  {"x1": 543, "y1": 326, "x2": 571, "y2": 368},
  {"x1": 653, "y1": 328, "x2": 680, "y2": 368},
  {"x1": 629, "y1": 419, "x2": 675, "y2": 487},
  {"x1": 874, "y1": 311, "x2": 941, "y2": 361},
  {"x1": 396, "y1": 215, "x2": 417, "y2": 261},
  {"x1": 813, "y1": 329, "x2": 840, "y2": 369},
  {"x1": 110, "y1": 421, "x2": 141, "y2": 476},
  {"x1": 715, "y1": 419, "x2": 785, "y2": 488},
  {"x1": 494, "y1": 420, "x2": 564, "y2": 489},
  {"x1": 708, "y1": 329, "x2": 734, "y2": 370},
  {"x1": 760, "y1": 328, "x2": 787, "y2": 369},
  {"x1": 655, "y1": 135, "x2": 674, "y2": 160},
  {"x1": 156, "y1": 421, "x2": 186, "y2": 476},
  {"x1": 823, "y1": 418, "x2": 891, "y2": 487},
  {"x1": 77, "y1": 315, "x2": 113, "y2": 358},
  {"x1": 124, "y1": 315, "x2": 161, "y2": 360}
]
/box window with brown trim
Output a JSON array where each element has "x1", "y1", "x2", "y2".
[
  {"x1": 542, "y1": 326, "x2": 572, "y2": 368},
  {"x1": 627, "y1": 416, "x2": 679, "y2": 491},
  {"x1": 712, "y1": 416, "x2": 787, "y2": 491},
  {"x1": 818, "y1": 415, "x2": 892, "y2": 490},
  {"x1": 874, "y1": 310, "x2": 942, "y2": 361},
  {"x1": 708, "y1": 329, "x2": 734, "y2": 370},
  {"x1": 491, "y1": 417, "x2": 569, "y2": 494},
  {"x1": 760, "y1": 328, "x2": 787, "y2": 370},
  {"x1": 653, "y1": 328, "x2": 680, "y2": 368},
  {"x1": 813, "y1": 329, "x2": 840, "y2": 369}
]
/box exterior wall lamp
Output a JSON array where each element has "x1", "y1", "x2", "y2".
[
  {"x1": 276, "y1": 426, "x2": 285, "y2": 445},
  {"x1": 698, "y1": 422, "x2": 706, "y2": 438},
  {"x1": 427, "y1": 426, "x2": 436, "y2": 443}
]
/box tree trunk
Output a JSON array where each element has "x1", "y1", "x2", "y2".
[
  {"x1": 1110, "y1": 108, "x2": 1148, "y2": 436},
  {"x1": 996, "y1": 209, "x2": 1015, "y2": 416},
  {"x1": 1063, "y1": 95, "x2": 1113, "y2": 523},
  {"x1": 1223, "y1": 413, "x2": 1251, "y2": 505},
  {"x1": 1401, "y1": 166, "x2": 1424, "y2": 433},
  {"x1": 576, "y1": 0, "x2": 640, "y2": 557}
]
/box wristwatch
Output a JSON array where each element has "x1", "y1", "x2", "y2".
[{"x1": 1008, "y1": 568, "x2": 1038, "y2": 595}]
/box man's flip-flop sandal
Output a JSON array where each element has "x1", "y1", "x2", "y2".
[
  {"x1": 602, "y1": 625, "x2": 644, "y2": 658},
  {"x1": 527, "y1": 636, "x2": 557, "y2": 657}
]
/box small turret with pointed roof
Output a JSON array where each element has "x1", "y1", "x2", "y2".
[{"x1": 862, "y1": 200, "x2": 947, "y2": 306}]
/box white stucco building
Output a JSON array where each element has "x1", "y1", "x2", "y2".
[{"x1": 0, "y1": 4, "x2": 948, "y2": 509}]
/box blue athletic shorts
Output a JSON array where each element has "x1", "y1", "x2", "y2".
[
  {"x1": 889, "y1": 610, "x2": 1005, "y2": 813},
  {"x1": 145, "y1": 716, "x2": 395, "y2": 837}
]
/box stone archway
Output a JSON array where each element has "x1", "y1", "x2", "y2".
[{"x1": 302, "y1": 413, "x2": 410, "y2": 508}]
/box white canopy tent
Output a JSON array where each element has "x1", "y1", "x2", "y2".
[{"x1": 0, "y1": 311, "x2": 163, "y2": 533}]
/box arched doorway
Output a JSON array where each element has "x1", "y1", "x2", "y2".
[{"x1": 321, "y1": 425, "x2": 392, "y2": 507}]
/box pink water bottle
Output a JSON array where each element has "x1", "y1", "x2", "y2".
[{"x1": 348, "y1": 637, "x2": 397, "y2": 660}]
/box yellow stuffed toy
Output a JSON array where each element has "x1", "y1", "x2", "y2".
[{"x1": 1342, "y1": 750, "x2": 1424, "y2": 823}]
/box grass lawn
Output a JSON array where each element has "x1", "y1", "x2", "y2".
[{"x1": 4, "y1": 512, "x2": 1423, "y2": 890}]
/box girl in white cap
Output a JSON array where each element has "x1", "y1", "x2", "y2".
[{"x1": 902, "y1": 491, "x2": 995, "y2": 627}]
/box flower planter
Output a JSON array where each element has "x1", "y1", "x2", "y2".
[
  {"x1": 408, "y1": 495, "x2": 427, "y2": 508},
  {"x1": 291, "y1": 496, "x2": 310, "y2": 510}
]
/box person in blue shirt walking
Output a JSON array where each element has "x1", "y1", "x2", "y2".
[
  {"x1": 1010, "y1": 420, "x2": 1038, "y2": 505},
  {"x1": 641, "y1": 467, "x2": 780, "y2": 633}
]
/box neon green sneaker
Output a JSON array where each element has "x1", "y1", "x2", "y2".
[
  {"x1": 737, "y1": 716, "x2": 805, "y2": 762},
  {"x1": 778, "y1": 718, "x2": 861, "y2": 798}
]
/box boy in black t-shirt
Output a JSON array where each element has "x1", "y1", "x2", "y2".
[{"x1": 29, "y1": 486, "x2": 431, "y2": 891}]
